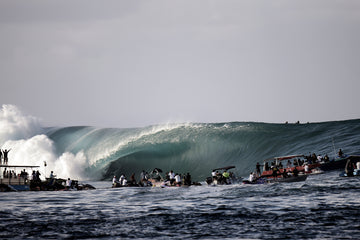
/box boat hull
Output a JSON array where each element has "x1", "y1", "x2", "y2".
[
  {"x1": 267, "y1": 174, "x2": 307, "y2": 183},
  {"x1": 319, "y1": 155, "x2": 360, "y2": 171}
]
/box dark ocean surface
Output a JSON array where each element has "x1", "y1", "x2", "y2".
[{"x1": 1, "y1": 171, "x2": 360, "y2": 239}]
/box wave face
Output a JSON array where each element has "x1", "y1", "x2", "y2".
[{"x1": 1, "y1": 105, "x2": 360, "y2": 181}]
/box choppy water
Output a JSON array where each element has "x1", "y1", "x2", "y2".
[{"x1": 1, "y1": 171, "x2": 359, "y2": 239}]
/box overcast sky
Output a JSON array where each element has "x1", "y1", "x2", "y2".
[{"x1": 1, "y1": 1, "x2": 359, "y2": 128}]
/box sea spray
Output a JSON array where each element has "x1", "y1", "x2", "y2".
[
  {"x1": 0, "y1": 104, "x2": 43, "y2": 143},
  {"x1": 0, "y1": 105, "x2": 90, "y2": 180}
]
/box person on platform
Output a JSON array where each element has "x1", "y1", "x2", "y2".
[{"x1": 3, "y1": 149, "x2": 11, "y2": 165}]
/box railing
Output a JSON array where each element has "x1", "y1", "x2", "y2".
[{"x1": 0, "y1": 177, "x2": 28, "y2": 185}]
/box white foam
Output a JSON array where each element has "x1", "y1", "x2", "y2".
[
  {"x1": 0, "y1": 104, "x2": 89, "y2": 180},
  {"x1": 0, "y1": 104, "x2": 43, "y2": 143}
]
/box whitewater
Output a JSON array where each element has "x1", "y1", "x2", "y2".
[{"x1": 1, "y1": 104, "x2": 360, "y2": 182}]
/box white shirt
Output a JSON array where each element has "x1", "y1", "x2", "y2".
[
  {"x1": 66, "y1": 179, "x2": 72, "y2": 187},
  {"x1": 169, "y1": 172, "x2": 175, "y2": 179},
  {"x1": 122, "y1": 179, "x2": 127, "y2": 186},
  {"x1": 175, "y1": 174, "x2": 181, "y2": 183},
  {"x1": 357, "y1": 161, "x2": 360, "y2": 170},
  {"x1": 249, "y1": 173, "x2": 254, "y2": 182}
]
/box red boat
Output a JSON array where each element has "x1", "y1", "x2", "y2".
[{"x1": 260, "y1": 155, "x2": 320, "y2": 179}]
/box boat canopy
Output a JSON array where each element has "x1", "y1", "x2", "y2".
[
  {"x1": 151, "y1": 168, "x2": 163, "y2": 173},
  {"x1": 0, "y1": 164, "x2": 40, "y2": 168},
  {"x1": 212, "y1": 166, "x2": 235, "y2": 171},
  {"x1": 263, "y1": 155, "x2": 304, "y2": 162}
]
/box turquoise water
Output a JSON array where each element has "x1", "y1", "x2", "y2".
[{"x1": 46, "y1": 119, "x2": 360, "y2": 181}]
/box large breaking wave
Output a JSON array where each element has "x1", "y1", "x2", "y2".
[{"x1": 1, "y1": 104, "x2": 360, "y2": 181}]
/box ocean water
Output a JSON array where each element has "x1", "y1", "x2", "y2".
[
  {"x1": 1, "y1": 171, "x2": 360, "y2": 239},
  {"x1": 1, "y1": 105, "x2": 360, "y2": 239}
]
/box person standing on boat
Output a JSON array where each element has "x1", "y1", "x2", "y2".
[
  {"x1": 222, "y1": 170, "x2": 230, "y2": 184},
  {"x1": 50, "y1": 171, "x2": 56, "y2": 179},
  {"x1": 3, "y1": 149, "x2": 11, "y2": 165},
  {"x1": 249, "y1": 172, "x2": 255, "y2": 182},
  {"x1": 66, "y1": 178, "x2": 72, "y2": 189},
  {"x1": 256, "y1": 162, "x2": 261, "y2": 176},
  {"x1": 212, "y1": 170, "x2": 217, "y2": 181},
  {"x1": 338, "y1": 149, "x2": 344, "y2": 158},
  {"x1": 174, "y1": 173, "x2": 181, "y2": 186},
  {"x1": 0, "y1": 149, "x2": 2, "y2": 164},
  {"x1": 169, "y1": 170, "x2": 175, "y2": 185}
]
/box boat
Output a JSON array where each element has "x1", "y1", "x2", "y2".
[
  {"x1": 266, "y1": 174, "x2": 308, "y2": 183},
  {"x1": 112, "y1": 168, "x2": 199, "y2": 188},
  {"x1": 1, "y1": 163, "x2": 95, "y2": 192},
  {"x1": 339, "y1": 156, "x2": 360, "y2": 177},
  {"x1": 319, "y1": 155, "x2": 360, "y2": 171},
  {"x1": 242, "y1": 174, "x2": 307, "y2": 185},
  {"x1": 205, "y1": 166, "x2": 242, "y2": 185},
  {"x1": 0, "y1": 163, "x2": 40, "y2": 191},
  {"x1": 242, "y1": 178, "x2": 267, "y2": 184},
  {"x1": 260, "y1": 155, "x2": 321, "y2": 179}
]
